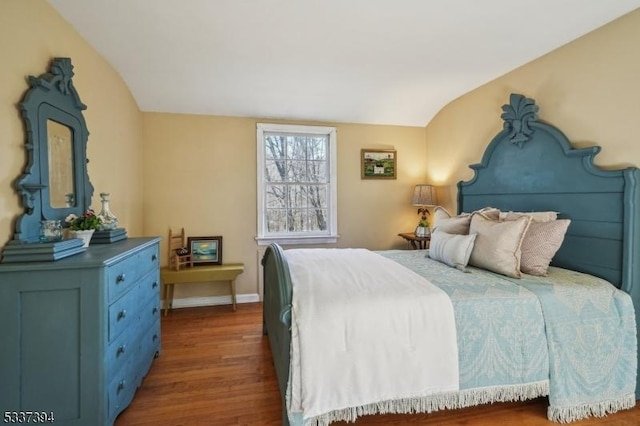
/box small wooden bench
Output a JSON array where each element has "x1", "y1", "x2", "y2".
[{"x1": 160, "y1": 263, "x2": 244, "y2": 315}]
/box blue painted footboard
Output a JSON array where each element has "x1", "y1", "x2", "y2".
[{"x1": 262, "y1": 243, "x2": 293, "y2": 426}]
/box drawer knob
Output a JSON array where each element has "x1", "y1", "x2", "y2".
[
  {"x1": 152, "y1": 307, "x2": 158, "y2": 315},
  {"x1": 117, "y1": 345, "x2": 126, "y2": 356},
  {"x1": 151, "y1": 254, "x2": 158, "y2": 261},
  {"x1": 153, "y1": 334, "x2": 159, "y2": 342},
  {"x1": 117, "y1": 310, "x2": 127, "y2": 320},
  {"x1": 152, "y1": 281, "x2": 158, "y2": 289},
  {"x1": 116, "y1": 273, "x2": 126, "y2": 284},
  {"x1": 117, "y1": 380, "x2": 126, "y2": 393}
]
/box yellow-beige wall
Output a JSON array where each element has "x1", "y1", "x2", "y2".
[
  {"x1": 426, "y1": 9, "x2": 640, "y2": 214},
  {"x1": 142, "y1": 113, "x2": 427, "y2": 298},
  {"x1": 0, "y1": 0, "x2": 144, "y2": 246}
]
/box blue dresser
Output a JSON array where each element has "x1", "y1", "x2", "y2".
[{"x1": 0, "y1": 237, "x2": 161, "y2": 425}]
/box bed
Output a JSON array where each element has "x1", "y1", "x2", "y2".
[{"x1": 262, "y1": 93, "x2": 640, "y2": 425}]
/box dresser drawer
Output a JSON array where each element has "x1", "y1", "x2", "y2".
[
  {"x1": 105, "y1": 328, "x2": 136, "y2": 379},
  {"x1": 108, "y1": 360, "x2": 136, "y2": 423},
  {"x1": 139, "y1": 296, "x2": 161, "y2": 333},
  {"x1": 107, "y1": 244, "x2": 159, "y2": 303},
  {"x1": 133, "y1": 305, "x2": 161, "y2": 354},
  {"x1": 108, "y1": 284, "x2": 139, "y2": 342},
  {"x1": 138, "y1": 269, "x2": 160, "y2": 307},
  {"x1": 137, "y1": 319, "x2": 161, "y2": 382}
]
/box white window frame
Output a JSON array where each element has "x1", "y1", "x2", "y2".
[{"x1": 256, "y1": 123, "x2": 338, "y2": 246}]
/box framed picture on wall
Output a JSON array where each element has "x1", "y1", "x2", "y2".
[
  {"x1": 361, "y1": 149, "x2": 397, "y2": 179},
  {"x1": 187, "y1": 236, "x2": 223, "y2": 266}
]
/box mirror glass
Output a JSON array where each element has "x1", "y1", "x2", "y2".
[{"x1": 46, "y1": 119, "x2": 75, "y2": 208}]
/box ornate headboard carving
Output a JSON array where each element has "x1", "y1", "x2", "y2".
[{"x1": 458, "y1": 94, "x2": 640, "y2": 295}]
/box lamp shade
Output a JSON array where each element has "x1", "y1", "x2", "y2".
[{"x1": 411, "y1": 184, "x2": 436, "y2": 206}]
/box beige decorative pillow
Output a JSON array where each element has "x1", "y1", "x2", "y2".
[
  {"x1": 433, "y1": 206, "x2": 470, "y2": 234},
  {"x1": 433, "y1": 206, "x2": 455, "y2": 222},
  {"x1": 469, "y1": 214, "x2": 531, "y2": 278},
  {"x1": 474, "y1": 207, "x2": 501, "y2": 221},
  {"x1": 520, "y1": 219, "x2": 571, "y2": 276},
  {"x1": 428, "y1": 230, "x2": 477, "y2": 271},
  {"x1": 433, "y1": 206, "x2": 500, "y2": 235},
  {"x1": 499, "y1": 211, "x2": 558, "y2": 222}
]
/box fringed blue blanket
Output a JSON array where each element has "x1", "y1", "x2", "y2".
[
  {"x1": 516, "y1": 268, "x2": 637, "y2": 422},
  {"x1": 380, "y1": 250, "x2": 637, "y2": 423}
]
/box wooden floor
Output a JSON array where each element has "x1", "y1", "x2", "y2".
[{"x1": 116, "y1": 303, "x2": 640, "y2": 426}]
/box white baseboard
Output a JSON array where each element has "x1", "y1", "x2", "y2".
[{"x1": 167, "y1": 293, "x2": 260, "y2": 309}]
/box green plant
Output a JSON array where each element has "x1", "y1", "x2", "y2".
[
  {"x1": 65, "y1": 209, "x2": 102, "y2": 230},
  {"x1": 417, "y1": 207, "x2": 430, "y2": 228}
]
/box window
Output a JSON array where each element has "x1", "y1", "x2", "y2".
[{"x1": 256, "y1": 123, "x2": 338, "y2": 245}]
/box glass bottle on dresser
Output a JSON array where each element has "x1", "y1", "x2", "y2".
[{"x1": 97, "y1": 192, "x2": 119, "y2": 231}]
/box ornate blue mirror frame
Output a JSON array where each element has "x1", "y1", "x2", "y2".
[{"x1": 2, "y1": 58, "x2": 93, "y2": 261}]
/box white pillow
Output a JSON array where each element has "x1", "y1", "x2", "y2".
[
  {"x1": 469, "y1": 214, "x2": 531, "y2": 278},
  {"x1": 428, "y1": 230, "x2": 477, "y2": 271}
]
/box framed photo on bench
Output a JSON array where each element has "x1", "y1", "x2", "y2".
[{"x1": 187, "y1": 236, "x2": 222, "y2": 266}]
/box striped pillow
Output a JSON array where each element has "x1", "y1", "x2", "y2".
[{"x1": 428, "y1": 230, "x2": 477, "y2": 271}]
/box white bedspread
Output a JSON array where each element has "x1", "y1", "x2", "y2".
[{"x1": 285, "y1": 248, "x2": 459, "y2": 424}]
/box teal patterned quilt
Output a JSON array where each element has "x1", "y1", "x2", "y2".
[{"x1": 379, "y1": 250, "x2": 636, "y2": 422}]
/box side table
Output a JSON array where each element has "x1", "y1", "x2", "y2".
[
  {"x1": 161, "y1": 263, "x2": 244, "y2": 315},
  {"x1": 397, "y1": 232, "x2": 431, "y2": 250}
]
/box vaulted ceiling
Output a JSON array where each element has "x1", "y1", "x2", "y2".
[{"x1": 48, "y1": 1, "x2": 640, "y2": 126}]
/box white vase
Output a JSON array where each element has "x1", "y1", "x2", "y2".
[{"x1": 71, "y1": 229, "x2": 95, "y2": 248}]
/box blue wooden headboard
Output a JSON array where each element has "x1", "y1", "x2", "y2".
[
  {"x1": 458, "y1": 94, "x2": 640, "y2": 399},
  {"x1": 458, "y1": 94, "x2": 640, "y2": 293}
]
